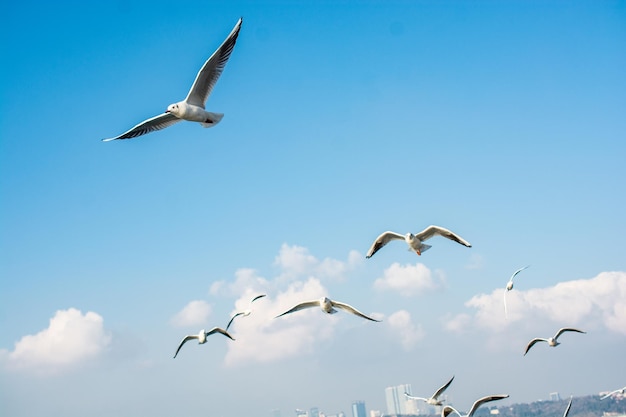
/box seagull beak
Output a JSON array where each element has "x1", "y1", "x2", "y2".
[{"x1": 417, "y1": 249, "x2": 421, "y2": 256}]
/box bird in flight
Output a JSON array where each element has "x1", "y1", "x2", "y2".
[
  {"x1": 523, "y1": 327, "x2": 586, "y2": 356},
  {"x1": 366, "y1": 225, "x2": 471, "y2": 258},
  {"x1": 104, "y1": 18, "x2": 242, "y2": 141}
]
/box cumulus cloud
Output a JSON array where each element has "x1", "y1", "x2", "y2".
[
  {"x1": 444, "y1": 271, "x2": 626, "y2": 335},
  {"x1": 387, "y1": 310, "x2": 425, "y2": 350},
  {"x1": 373, "y1": 262, "x2": 442, "y2": 296},
  {"x1": 3, "y1": 308, "x2": 111, "y2": 372},
  {"x1": 274, "y1": 244, "x2": 362, "y2": 282},
  {"x1": 170, "y1": 300, "x2": 212, "y2": 327}
]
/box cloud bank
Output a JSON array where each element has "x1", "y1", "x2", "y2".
[
  {"x1": 3, "y1": 308, "x2": 111, "y2": 372},
  {"x1": 445, "y1": 271, "x2": 626, "y2": 335},
  {"x1": 373, "y1": 262, "x2": 443, "y2": 296},
  {"x1": 170, "y1": 300, "x2": 212, "y2": 327}
]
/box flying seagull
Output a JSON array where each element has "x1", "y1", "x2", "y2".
[
  {"x1": 503, "y1": 265, "x2": 529, "y2": 319},
  {"x1": 441, "y1": 394, "x2": 509, "y2": 417},
  {"x1": 563, "y1": 397, "x2": 573, "y2": 417},
  {"x1": 524, "y1": 327, "x2": 586, "y2": 356},
  {"x1": 404, "y1": 375, "x2": 455, "y2": 406},
  {"x1": 104, "y1": 18, "x2": 242, "y2": 141},
  {"x1": 366, "y1": 225, "x2": 471, "y2": 258},
  {"x1": 601, "y1": 387, "x2": 626, "y2": 400},
  {"x1": 225, "y1": 294, "x2": 267, "y2": 331},
  {"x1": 173, "y1": 327, "x2": 234, "y2": 358},
  {"x1": 275, "y1": 296, "x2": 380, "y2": 322}
]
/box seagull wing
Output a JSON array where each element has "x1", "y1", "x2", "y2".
[
  {"x1": 415, "y1": 225, "x2": 471, "y2": 247},
  {"x1": 225, "y1": 312, "x2": 244, "y2": 332},
  {"x1": 503, "y1": 289, "x2": 508, "y2": 319},
  {"x1": 563, "y1": 397, "x2": 573, "y2": 417},
  {"x1": 554, "y1": 327, "x2": 586, "y2": 340},
  {"x1": 275, "y1": 300, "x2": 321, "y2": 318},
  {"x1": 205, "y1": 327, "x2": 235, "y2": 340},
  {"x1": 524, "y1": 338, "x2": 547, "y2": 355},
  {"x1": 251, "y1": 294, "x2": 267, "y2": 303},
  {"x1": 103, "y1": 112, "x2": 181, "y2": 141},
  {"x1": 332, "y1": 300, "x2": 380, "y2": 322},
  {"x1": 510, "y1": 265, "x2": 530, "y2": 281},
  {"x1": 442, "y1": 406, "x2": 462, "y2": 417},
  {"x1": 432, "y1": 375, "x2": 455, "y2": 400},
  {"x1": 184, "y1": 18, "x2": 242, "y2": 107},
  {"x1": 466, "y1": 395, "x2": 509, "y2": 417},
  {"x1": 405, "y1": 393, "x2": 428, "y2": 402},
  {"x1": 366, "y1": 231, "x2": 405, "y2": 258},
  {"x1": 173, "y1": 335, "x2": 198, "y2": 358}
]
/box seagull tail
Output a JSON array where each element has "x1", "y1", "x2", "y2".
[
  {"x1": 420, "y1": 244, "x2": 432, "y2": 253},
  {"x1": 200, "y1": 112, "x2": 224, "y2": 128}
]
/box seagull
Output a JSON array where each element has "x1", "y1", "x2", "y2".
[
  {"x1": 404, "y1": 375, "x2": 455, "y2": 406},
  {"x1": 173, "y1": 327, "x2": 234, "y2": 358},
  {"x1": 523, "y1": 327, "x2": 586, "y2": 356},
  {"x1": 366, "y1": 225, "x2": 471, "y2": 258},
  {"x1": 275, "y1": 296, "x2": 380, "y2": 322},
  {"x1": 601, "y1": 387, "x2": 626, "y2": 400},
  {"x1": 441, "y1": 394, "x2": 509, "y2": 417},
  {"x1": 225, "y1": 294, "x2": 267, "y2": 331},
  {"x1": 503, "y1": 265, "x2": 529, "y2": 318},
  {"x1": 103, "y1": 18, "x2": 242, "y2": 141},
  {"x1": 563, "y1": 396, "x2": 573, "y2": 417}
]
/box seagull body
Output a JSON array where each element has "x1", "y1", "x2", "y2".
[
  {"x1": 275, "y1": 296, "x2": 380, "y2": 322},
  {"x1": 504, "y1": 265, "x2": 529, "y2": 318},
  {"x1": 225, "y1": 294, "x2": 267, "y2": 331},
  {"x1": 524, "y1": 327, "x2": 586, "y2": 355},
  {"x1": 601, "y1": 387, "x2": 626, "y2": 400},
  {"x1": 441, "y1": 394, "x2": 509, "y2": 417},
  {"x1": 104, "y1": 18, "x2": 242, "y2": 141},
  {"x1": 405, "y1": 375, "x2": 455, "y2": 406},
  {"x1": 366, "y1": 225, "x2": 471, "y2": 258},
  {"x1": 173, "y1": 327, "x2": 234, "y2": 358}
]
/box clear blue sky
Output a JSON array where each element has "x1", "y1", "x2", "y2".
[{"x1": 1, "y1": 1, "x2": 625, "y2": 417}]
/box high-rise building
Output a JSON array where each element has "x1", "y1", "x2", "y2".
[
  {"x1": 311, "y1": 407, "x2": 320, "y2": 417},
  {"x1": 352, "y1": 401, "x2": 367, "y2": 417},
  {"x1": 385, "y1": 384, "x2": 417, "y2": 416}
]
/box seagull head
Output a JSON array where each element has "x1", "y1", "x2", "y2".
[{"x1": 166, "y1": 103, "x2": 181, "y2": 115}]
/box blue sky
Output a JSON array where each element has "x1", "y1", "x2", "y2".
[{"x1": 1, "y1": 1, "x2": 625, "y2": 417}]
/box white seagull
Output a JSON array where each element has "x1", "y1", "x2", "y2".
[
  {"x1": 563, "y1": 397, "x2": 573, "y2": 417},
  {"x1": 173, "y1": 327, "x2": 234, "y2": 358},
  {"x1": 404, "y1": 375, "x2": 455, "y2": 406},
  {"x1": 523, "y1": 327, "x2": 586, "y2": 356},
  {"x1": 503, "y1": 265, "x2": 529, "y2": 319},
  {"x1": 441, "y1": 394, "x2": 509, "y2": 417},
  {"x1": 103, "y1": 18, "x2": 242, "y2": 141},
  {"x1": 275, "y1": 296, "x2": 381, "y2": 322},
  {"x1": 225, "y1": 294, "x2": 267, "y2": 331},
  {"x1": 366, "y1": 225, "x2": 471, "y2": 258},
  {"x1": 601, "y1": 387, "x2": 626, "y2": 400}
]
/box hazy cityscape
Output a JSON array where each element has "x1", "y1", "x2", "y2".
[{"x1": 276, "y1": 388, "x2": 626, "y2": 417}]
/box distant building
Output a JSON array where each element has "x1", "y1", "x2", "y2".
[
  {"x1": 353, "y1": 401, "x2": 367, "y2": 417},
  {"x1": 370, "y1": 410, "x2": 382, "y2": 417},
  {"x1": 311, "y1": 407, "x2": 320, "y2": 417},
  {"x1": 550, "y1": 392, "x2": 561, "y2": 401},
  {"x1": 385, "y1": 384, "x2": 418, "y2": 416}
]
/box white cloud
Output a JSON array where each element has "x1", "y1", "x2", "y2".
[
  {"x1": 170, "y1": 300, "x2": 212, "y2": 327},
  {"x1": 445, "y1": 271, "x2": 626, "y2": 335},
  {"x1": 274, "y1": 244, "x2": 362, "y2": 282},
  {"x1": 373, "y1": 262, "x2": 442, "y2": 296},
  {"x1": 4, "y1": 308, "x2": 111, "y2": 372},
  {"x1": 387, "y1": 310, "x2": 424, "y2": 350}
]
